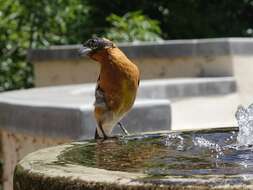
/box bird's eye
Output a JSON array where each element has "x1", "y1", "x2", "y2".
[{"x1": 90, "y1": 39, "x2": 97, "y2": 49}]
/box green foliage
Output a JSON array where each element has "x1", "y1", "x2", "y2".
[
  {"x1": 86, "y1": 0, "x2": 253, "y2": 39},
  {"x1": 0, "y1": 0, "x2": 91, "y2": 92},
  {"x1": 0, "y1": 0, "x2": 32, "y2": 91},
  {"x1": 105, "y1": 11, "x2": 162, "y2": 42},
  {"x1": 2, "y1": 0, "x2": 253, "y2": 91}
]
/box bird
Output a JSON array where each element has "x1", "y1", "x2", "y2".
[{"x1": 79, "y1": 37, "x2": 140, "y2": 139}]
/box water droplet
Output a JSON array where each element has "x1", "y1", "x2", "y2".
[
  {"x1": 235, "y1": 105, "x2": 248, "y2": 126},
  {"x1": 235, "y1": 104, "x2": 253, "y2": 146}
]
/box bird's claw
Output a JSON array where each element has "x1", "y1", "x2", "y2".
[{"x1": 117, "y1": 122, "x2": 130, "y2": 136}]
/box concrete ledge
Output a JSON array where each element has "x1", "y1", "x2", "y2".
[
  {"x1": 14, "y1": 138, "x2": 253, "y2": 190},
  {"x1": 30, "y1": 38, "x2": 245, "y2": 86},
  {"x1": 28, "y1": 38, "x2": 253, "y2": 61},
  {"x1": 139, "y1": 77, "x2": 236, "y2": 99},
  {"x1": 0, "y1": 99, "x2": 171, "y2": 140},
  {"x1": 0, "y1": 77, "x2": 235, "y2": 139},
  {"x1": 0, "y1": 80, "x2": 173, "y2": 139},
  {"x1": 63, "y1": 77, "x2": 236, "y2": 100}
]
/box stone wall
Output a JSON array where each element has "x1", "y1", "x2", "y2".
[
  {"x1": 29, "y1": 38, "x2": 242, "y2": 87},
  {"x1": 0, "y1": 130, "x2": 68, "y2": 190}
]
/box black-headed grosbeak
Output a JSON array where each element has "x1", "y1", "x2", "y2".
[{"x1": 79, "y1": 38, "x2": 140, "y2": 139}]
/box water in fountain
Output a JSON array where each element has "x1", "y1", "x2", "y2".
[
  {"x1": 235, "y1": 104, "x2": 253, "y2": 146},
  {"x1": 54, "y1": 105, "x2": 253, "y2": 180}
]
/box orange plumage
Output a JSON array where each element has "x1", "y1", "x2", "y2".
[{"x1": 79, "y1": 38, "x2": 140, "y2": 139}]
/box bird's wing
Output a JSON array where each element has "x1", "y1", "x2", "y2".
[{"x1": 94, "y1": 75, "x2": 107, "y2": 108}]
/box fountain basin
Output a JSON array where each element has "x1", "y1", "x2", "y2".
[{"x1": 14, "y1": 127, "x2": 253, "y2": 190}]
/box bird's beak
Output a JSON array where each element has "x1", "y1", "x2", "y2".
[{"x1": 78, "y1": 46, "x2": 92, "y2": 56}]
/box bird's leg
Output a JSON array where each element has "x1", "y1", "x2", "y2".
[
  {"x1": 96, "y1": 122, "x2": 108, "y2": 139},
  {"x1": 117, "y1": 122, "x2": 130, "y2": 136},
  {"x1": 94, "y1": 128, "x2": 100, "y2": 139}
]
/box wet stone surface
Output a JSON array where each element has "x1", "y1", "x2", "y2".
[
  {"x1": 14, "y1": 128, "x2": 253, "y2": 190},
  {"x1": 56, "y1": 128, "x2": 253, "y2": 177}
]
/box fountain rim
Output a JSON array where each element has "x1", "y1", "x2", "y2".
[{"x1": 15, "y1": 126, "x2": 253, "y2": 190}]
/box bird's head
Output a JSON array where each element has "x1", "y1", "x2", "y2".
[{"x1": 78, "y1": 37, "x2": 115, "y2": 58}]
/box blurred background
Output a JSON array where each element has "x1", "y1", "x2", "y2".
[{"x1": 1, "y1": 0, "x2": 253, "y2": 92}]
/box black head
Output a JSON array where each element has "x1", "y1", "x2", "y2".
[{"x1": 78, "y1": 37, "x2": 114, "y2": 56}]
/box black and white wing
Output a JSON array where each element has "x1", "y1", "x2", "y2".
[{"x1": 94, "y1": 76, "x2": 107, "y2": 108}]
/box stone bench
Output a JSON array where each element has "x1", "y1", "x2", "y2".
[
  {"x1": 14, "y1": 127, "x2": 250, "y2": 190},
  {"x1": 28, "y1": 38, "x2": 252, "y2": 87}
]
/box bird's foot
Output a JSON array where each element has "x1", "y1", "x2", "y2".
[
  {"x1": 95, "y1": 123, "x2": 109, "y2": 140},
  {"x1": 95, "y1": 131, "x2": 108, "y2": 140},
  {"x1": 117, "y1": 122, "x2": 130, "y2": 136}
]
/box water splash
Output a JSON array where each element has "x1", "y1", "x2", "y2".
[
  {"x1": 192, "y1": 136, "x2": 224, "y2": 158},
  {"x1": 165, "y1": 133, "x2": 184, "y2": 151},
  {"x1": 235, "y1": 104, "x2": 253, "y2": 146}
]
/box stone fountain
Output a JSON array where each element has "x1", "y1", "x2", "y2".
[{"x1": 13, "y1": 104, "x2": 253, "y2": 190}]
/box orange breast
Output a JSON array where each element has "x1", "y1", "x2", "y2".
[{"x1": 93, "y1": 47, "x2": 140, "y2": 114}]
